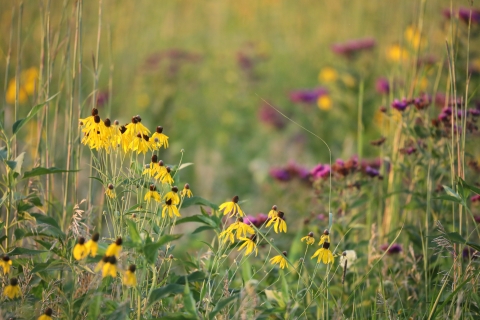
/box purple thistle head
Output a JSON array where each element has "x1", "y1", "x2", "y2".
[
  {"x1": 243, "y1": 215, "x2": 258, "y2": 227},
  {"x1": 458, "y1": 7, "x2": 480, "y2": 24},
  {"x1": 413, "y1": 93, "x2": 431, "y2": 110},
  {"x1": 311, "y1": 164, "x2": 331, "y2": 180},
  {"x1": 365, "y1": 166, "x2": 380, "y2": 178},
  {"x1": 375, "y1": 78, "x2": 390, "y2": 95},
  {"x1": 290, "y1": 87, "x2": 328, "y2": 104},
  {"x1": 391, "y1": 98, "x2": 410, "y2": 112},
  {"x1": 469, "y1": 109, "x2": 480, "y2": 117},
  {"x1": 331, "y1": 37, "x2": 376, "y2": 58},
  {"x1": 380, "y1": 243, "x2": 402, "y2": 254},
  {"x1": 270, "y1": 167, "x2": 292, "y2": 182}
]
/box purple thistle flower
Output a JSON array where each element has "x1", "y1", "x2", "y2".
[
  {"x1": 311, "y1": 164, "x2": 331, "y2": 179},
  {"x1": 391, "y1": 98, "x2": 410, "y2": 112},
  {"x1": 270, "y1": 167, "x2": 292, "y2": 182},
  {"x1": 375, "y1": 77, "x2": 390, "y2": 95},
  {"x1": 458, "y1": 7, "x2": 480, "y2": 24},
  {"x1": 413, "y1": 93, "x2": 431, "y2": 110},
  {"x1": 289, "y1": 87, "x2": 328, "y2": 104},
  {"x1": 331, "y1": 37, "x2": 376, "y2": 58},
  {"x1": 380, "y1": 243, "x2": 402, "y2": 254},
  {"x1": 365, "y1": 166, "x2": 380, "y2": 178},
  {"x1": 469, "y1": 109, "x2": 480, "y2": 117}
]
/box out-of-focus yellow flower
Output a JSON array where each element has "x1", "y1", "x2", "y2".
[
  {"x1": 317, "y1": 95, "x2": 332, "y2": 111},
  {"x1": 387, "y1": 44, "x2": 409, "y2": 62},
  {"x1": 219, "y1": 218, "x2": 255, "y2": 243},
  {"x1": 102, "y1": 256, "x2": 118, "y2": 278},
  {"x1": 145, "y1": 185, "x2": 161, "y2": 203},
  {"x1": 151, "y1": 126, "x2": 169, "y2": 149},
  {"x1": 319, "y1": 67, "x2": 338, "y2": 83},
  {"x1": 95, "y1": 256, "x2": 109, "y2": 272},
  {"x1": 164, "y1": 186, "x2": 180, "y2": 205},
  {"x1": 38, "y1": 308, "x2": 53, "y2": 320},
  {"x1": 404, "y1": 26, "x2": 426, "y2": 49},
  {"x1": 270, "y1": 252, "x2": 288, "y2": 269},
  {"x1": 105, "y1": 184, "x2": 116, "y2": 199},
  {"x1": 312, "y1": 230, "x2": 334, "y2": 264},
  {"x1": 3, "y1": 278, "x2": 21, "y2": 299},
  {"x1": 5, "y1": 67, "x2": 39, "y2": 104},
  {"x1": 268, "y1": 205, "x2": 279, "y2": 218},
  {"x1": 73, "y1": 237, "x2": 88, "y2": 260},
  {"x1": 85, "y1": 233, "x2": 100, "y2": 257},
  {"x1": 181, "y1": 183, "x2": 193, "y2": 198},
  {"x1": 219, "y1": 195, "x2": 244, "y2": 217},
  {"x1": 238, "y1": 236, "x2": 258, "y2": 256},
  {"x1": 123, "y1": 265, "x2": 137, "y2": 287},
  {"x1": 105, "y1": 237, "x2": 123, "y2": 258},
  {"x1": 301, "y1": 232, "x2": 315, "y2": 245},
  {"x1": 0, "y1": 255, "x2": 12, "y2": 274},
  {"x1": 266, "y1": 212, "x2": 287, "y2": 233},
  {"x1": 161, "y1": 167, "x2": 174, "y2": 185}
]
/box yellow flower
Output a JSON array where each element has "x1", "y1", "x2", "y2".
[
  {"x1": 143, "y1": 155, "x2": 160, "y2": 177},
  {"x1": 145, "y1": 185, "x2": 161, "y2": 203},
  {"x1": 404, "y1": 26, "x2": 425, "y2": 49},
  {"x1": 162, "y1": 199, "x2": 181, "y2": 218},
  {"x1": 73, "y1": 237, "x2": 88, "y2": 260},
  {"x1": 265, "y1": 212, "x2": 287, "y2": 233},
  {"x1": 181, "y1": 183, "x2": 193, "y2": 198},
  {"x1": 219, "y1": 196, "x2": 244, "y2": 217},
  {"x1": 0, "y1": 255, "x2": 13, "y2": 274},
  {"x1": 270, "y1": 252, "x2": 288, "y2": 269},
  {"x1": 237, "y1": 235, "x2": 258, "y2": 256},
  {"x1": 268, "y1": 205, "x2": 279, "y2": 218},
  {"x1": 387, "y1": 44, "x2": 409, "y2": 62},
  {"x1": 161, "y1": 167, "x2": 174, "y2": 185},
  {"x1": 123, "y1": 265, "x2": 137, "y2": 287},
  {"x1": 312, "y1": 230, "x2": 334, "y2": 264},
  {"x1": 301, "y1": 232, "x2": 315, "y2": 245},
  {"x1": 153, "y1": 160, "x2": 168, "y2": 181},
  {"x1": 151, "y1": 126, "x2": 169, "y2": 149},
  {"x1": 105, "y1": 237, "x2": 123, "y2": 258},
  {"x1": 317, "y1": 95, "x2": 332, "y2": 111},
  {"x1": 81, "y1": 115, "x2": 105, "y2": 150},
  {"x1": 318, "y1": 229, "x2": 331, "y2": 246},
  {"x1": 3, "y1": 278, "x2": 21, "y2": 299},
  {"x1": 102, "y1": 256, "x2": 118, "y2": 278},
  {"x1": 105, "y1": 184, "x2": 116, "y2": 199},
  {"x1": 218, "y1": 228, "x2": 235, "y2": 244},
  {"x1": 164, "y1": 186, "x2": 180, "y2": 205},
  {"x1": 219, "y1": 218, "x2": 255, "y2": 243},
  {"x1": 79, "y1": 108, "x2": 98, "y2": 129},
  {"x1": 318, "y1": 67, "x2": 338, "y2": 83},
  {"x1": 5, "y1": 67, "x2": 39, "y2": 104},
  {"x1": 129, "y1": 134, "x2": 151, "y2": 154},
  {"x1": 95, "y1": 256, "x2": 109, "y2": 272},
  {"x1": 124, "y1": 116, "x2": 151, "y2": 139},
  {"x1": 85, "y1": 233, "x2": 100, "y2": 258},
  {"x1": 38, "y1": 308, "x2": 53, "y2": 320}
]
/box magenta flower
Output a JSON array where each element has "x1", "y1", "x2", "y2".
[
  {"x1": 258, "y1": 102, "x2": 287, "y2": 130},
  {"x1": 311, "y1": 164, "x2": 331, "y2": 180},
  {"x1": 380, "y1": 243, "x2": 402, "y2": 254},
  {"x1": 365, "y1": 166, "x2": 381, "y2": 178},
  {"x1": 458, "y1": 7, "x2": 480, "y2": 24},
  {"x1": 472, "y1": 194, "x2": 480, "y2": 203},
  {"x1": 391, "y1": 98, "x2": 410, "y2": 112},
  {"x1": 270, "y1": 167, "x2": 292, "y2": 182},
  {"x1": 375, "y1": 78, "x2": 390, "y2": 95},
  {"x1": 331, "y1": 37, "x2": 376, "y2": 58},
  {"x1": 289, "y1": 87, "x2": 328, "y2": 104}
]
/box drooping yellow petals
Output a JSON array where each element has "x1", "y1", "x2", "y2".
[
  {"x1": 123, "y1": 265, "x2": 137, "y2": 287},
  {"x1": 73, "y1": 238, "x2": 88, "y2": 260},
  {"x1": 270, "y1": 254, "x2": 288, "y2": 269},
  {"x1": 3, "y1": 278, "x2": 21, "y2": 299},
  {"x1": 0, "y1": 256, "x2": 13, "y2": 274},
  {"x1": 105, "y1": 238, "x2": 123, "y2": 258},
  {"x1": 237, "y1": 236, "x2": 258, "y2": 256},
  {"x1": 219, "y1": 196, "x2": 244, "y2": 217}
]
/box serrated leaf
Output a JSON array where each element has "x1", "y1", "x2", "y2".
[
  {"x1": 148, "y1": 284, "x2": 184, "y2": 307},
  {"x1": 11, "y1": 94, "x2": 58, "y2": 136},
  {"x1": 23, "y1": 167, "x2": 79, "y2": 179}
]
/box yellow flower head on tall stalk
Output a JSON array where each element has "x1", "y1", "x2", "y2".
[
  {"x1": 161, "y1": 166, "x2": 174, "y2": 185},
  {"x1": 95, "y1": 255, "x2": 109, "y2": 272},
  {"x1": 105, "y1": 183, "x2": 116, "y2": 199},
  {"x1": 119, "y1": 125, "x2": 132, "y2": 152},
  {"x1": 143, "y1": 154, "x2": 159, "y2": 177},
  {"x1": 154, "y1": 160, "x2": 168, "y2": 181},
  {"x1": 85, "y1": 233, "x2": 100, "y2": 257},
  {"x1": 162, "y1": 198, "x2": 181, "y2": 218},
  {"x1": 301, "y1": 232, "x2": 315, "y2": 245},
  {"x1": 73, "y1": 237, "x2": 88, "y2": 260},
  {"x1": 219, "y1": 218, "x2": 255, "y2": 243},
  {"x1": 3, "y1": 278, "x2": 21, "y2": 299},
  {"x1": 150, "y1": 126, "x2": 169, "y2": 149},
  {"x1": 100, "y1": 118, "x2": 117, "y2": 152},
  {"x1": 268, "y1": 205, "x2": 278, "y2": 218},
  {"x1": 312, "y1": 230, "x2": 334, "y2": 264},
  {"x1": 317, "y1": 95, "x2": 332, "y2": 111},
  {"x1": 110, "y1": 119, "x2": 122, "y2": 149},
  {"x1": 266, "y1": 211, "x2": 287, "y2": 233},
  {"x1": 0, "y1": 255, "x2": 12, "y2": 274},
  {"x1": 102, "y1": 256, "x2": 118, "y2": 278},
  {"x1": 79, "y1": 108, "x2": 99, "y2": 129},
  {"x1": 129, "y1": 133, "x2": 151, "y2": 154},
  {"x1": 123, "y1": 264, "x2": 137, "y2": 287},
  {"x1": 164, "y1": 186, "x2": 180, "y2": 205},
  {"x1": 404, "y1": 25, "x2": 425, "y2": 49},
  {"x1": 38, "y1": 308, "x2": 53, "y2": 320},
  {"x1": 218, "y1": 227, "x2": 235, "y2": 244},
  {"x1": 270, "y1": 251, "x2": 288, "y2": 269},
  {"x1": 238, "y1": 234, "x2": 258, "y2": 256},
  {"x1": 145, "y1": 184, "x2": 161, "y2": 203},
  {"x1": 81, "y1": 115, "x2": 105, "y2": 150},
  {"x1": 105, "y1": 237, "x2": 123, "y2": 258},
  {"x1": 181, "y1": 183, "x2": 193, "y2": 198},
  {"x1": 219, "y1": 195, "x2": 244, "y2": 217},
  {"x1": 387, "y1": 44, "x2": 409, "y2": 62},
  {"x1": 125, "y1": 115, "x2": 151, "y2": 139}
]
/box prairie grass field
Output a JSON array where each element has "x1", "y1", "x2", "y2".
[{"x1": 1, "y1": 0, "x2": 480, "y2": 319}]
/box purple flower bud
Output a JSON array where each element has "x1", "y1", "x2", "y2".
[
  {"x1": 331, "y1": 37, "x2": 376, "y2": 58},
  {"x1": 311, "y1": 164, "x2": 331, "y2": 179},
  {"x1": 365, "y1": 166, "x2": 380, "y2": 178},
  {"x1": 391, "y1": 98, "x2": 410, "y2": 111},
  {"x1": 380, "y1": 243, "x2": 402, "y2": 254},
  {"x1": 270, "y1": 168, "x2": 292, "y2": 182},
  {"x1": 290, "y1": 87, "x2": 328, "y2": 104},
  {"x1": 458, "y1": 7, "x2": 480, "y2": 24}
]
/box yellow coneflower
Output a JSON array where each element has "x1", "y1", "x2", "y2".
[
  {"x1": 219, "y1": 195, "x2": 244, "y2": 217},
  {"x1": 181, "y1": 183, "x2": 193, "y2": 198},
  {"x1": 105, "y1": 237, "x2": 123, "y2": 258},
  {"x1": 105, "y1": 183, "x2": 116, "y2": 199},
  {"x1": 6, "y1": 67, "x2": 38, "y2": 104},
  {"x1": 311, "y1": 230, "x2": 334, "y2": 264},
  {"x1": 100, "y1": 118, "x2": 116, "y2": 152},
  {"x1": 150, "y1": 126, "x2": 169, "y2": 149},
  {"x1": 266, "y1": 212, "x2": 287, "y2": 233},
  {"x1": 123, "y1": 264, "x2": 137, "y2": 287},
  {"x1": 162, "y1": 199, "x2": 181, "y2": 218},
  {"x1": 85, "y1": 233, "x2": 100, "y2": 257},
  {"x1": 0, "y1": 255, "x2": 12, "y2": 274},
  {"x1": 124, "y1": 116, "x2": 150, "y2": 139},
  {"x1": 3, "y1": 278, "x2": 21, "y2": 299},
  {"x1": 153, "y1": 160, "x2": 168, "y2": 181},
  {"x1": 218, "y1": 227, "x2": 235, "y2": 244},
  {"x1": 318, "y1": 229, "x2": 331, "y2": 245},
  {"x1": 79, "y1": 108, "x2": 99, "y2": 129},
  {"x1": 270, "y1": 251, "x2": 288, "y2": 269},
  {"x1": 119, "y1": 125, "x2": 132, "y2": 152},
  {"x1": 164, "y1": 186, "x2": 180, "y2": 205},
  {"x1": 268, "y1": 205, "x2": 278, "y2": 218},
  {"x1": 102, "y1": 256, "x2": 118, "y2": 278},
  {"x1": 95, "y1": 255, "x2": 109, "y2": 272},
  {"x1": 73, "y1": 237, "x2": 88, "y2": 260},
  {"x1": 238, "y1": 235, "x2": 258, "y2": 256},
  {"x1": 129, "y1": 133, "x2": 151, "y2": 154},
  {"x1": 161, "y1": 166, "x2": 174, "y2": 185},
  {"x1": 145, "y1": 184, "x2": 161, "y2": 203},
  {"x1": 81, "y1": 115, "x2": 105, "y2": 150},
  {"x1": 219, "y1": 218, "x2": 255, "y2": 243},
  {"x1": 387, "y1": 44, "x2": 409, "y2": 62},
  {"x1": 301, "y1": 232, "x2": 315, "y2": 245},
  {"x1": 38, "y1": 307, "x2": 53, "y2": 320},
  {"x1": 143, "y1": 155, "x2": 159, "y2": 177}
]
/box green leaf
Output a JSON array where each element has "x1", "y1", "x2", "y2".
[
  {"x1": 0, "y1": 146, "x2": 7, "y2": 161},
  {"x1": 176, "y1": 271, "x2": 206, "y2": 284},
  {"x1": 446, "y1": 232, "x2": 466, "y2": 244},
  {"x1": 148, "y1": 284, "x2": 184, "y2": 307},
  {"x1": 88, "y1": 294, "x2": 102, "y2": 320},
  {"x1": 23, "y1": 167, "x2": 79, "y2": 179},
  {"x1": 104, "y1": 301, "x2": 129, "y2": 320},
  {"x1": 176, "y1": 215, "x2": 217, "y2": 228},
  {"x1": 8, "y1": 247, "x2": 47, "y2": 256},
  {"x1": 466, "y1": 242, "x2": 480, "y2": 252},
  {"x1": 442, "y1": 185, "x2": 461, "y2": 200},
  {"x1": 181, "y1": 196, "x2": 218, "y2": 210},
  {"x1": 31, "y1": 213, "x2": 62, "y2": 230},
  {"x1": 434, "y1": 195, "x2": 462, "y2": 204},
  {"x1": 183, "y1": 280, "x2": 197, "y2": 316},
  {"x1": 192, "y1": 225, "x2": 215, "y2": 234},
  {"x1": 11, "y1": 94, "x2": 59, "y2": 136},
  {"x1": 143, "y1": 234, "x2": 182, "y2": 264},
  {"x1": 459, "y1": 178, "x2": 480, "y2": 196},
  {"x1": 126, "y1": 219, "x2": 142, "y2": 245},
  {"x1": 208, "y1": 295, "x2": 237, "y2": 320},
  {"x1": 12, "y1": 152, "x2": 25, "y2": 177}
]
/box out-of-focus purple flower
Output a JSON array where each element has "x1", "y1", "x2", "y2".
[
  {"x1": 95, "y1": 91, "x2": 109, "y2": 108},
  {"x1": 270, "y1": 167, "x2": 291, "y2": 182},
  {"x1": 380, "y1": 243, "x2": 402, "y2": 254},
  {"x1": 331, "y1": 37, "x2": 376, "y2": 58},
  {"x1": 290, "y1": 87, "x2": 328, "y2": 104},
  {"x1": 375, "y1": 77, "x2": 390, "y2": 95},
  {"x1": 391, "y1": 98, "x2": 410, "y2": 111},
  {"x1": 311, "y1": 164, "x2": 331, "y2": 179},
  {"x1": 413, "y1": 93, "x2": 431, "y2": 110},
  {"x1": 442, "y1": 8, "x2": 453, "y2": 20},
  {"x1": 365, "y1": 166, "x2": 381, "y2": 178},
  {"x1": 243, "y1": 215, "x2": 258, "y2": 226},
  {"x1": 438, "y1": 112, "x2": 449, "y2": 122},
  {"x1": 472, "y1": 194, "x2": 480, "y2": 203},
  {"x1": 458, "y1": 7, "x2": 480, "y2": 24},
  {"x1": 474, "y1": 215, "x2": 480, "y2": 223},
  {"x1": 317, "y1": 214, "x2": 326, "y2": 221},
  {"x1": 256, "y1": 213, "x2": 268, "y2": 225},
  {"x1": 258, "y1": 101, "x2": 287, "y2": 130},
  {"x1": 469, "y1": 109, "x2": 480, "y2": 117}
]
